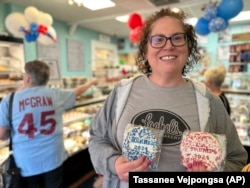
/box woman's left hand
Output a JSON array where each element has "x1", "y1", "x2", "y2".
[{"x1": 186, "y1": 160, "x2": 209, "y2": 172}]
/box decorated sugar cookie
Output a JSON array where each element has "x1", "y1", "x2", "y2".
[
  {"x1": 123, "y1": 126, "x2": 158, "y2": 162},
  {"x1": 180, "y1": 131, "x2": 225, "y2": 171}
]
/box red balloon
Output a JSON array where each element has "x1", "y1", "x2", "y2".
[
  {"x1": 129, "y1": 26, "x2": 142, "y2": 43},
  {"x1": 37, "y1": 24, "x2": 48, "y2": 34},
  {"x1": 127, "y1": 13, "x2": 143, "y2": 30}
]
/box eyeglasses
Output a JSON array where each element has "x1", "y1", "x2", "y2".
[{"x1": 148, "y1": 33, "x2": 188, "y2": 48}]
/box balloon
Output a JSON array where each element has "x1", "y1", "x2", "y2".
[
  {"x1": 24, "y1": 6, "x2": 39, "y2": 23},
  {"x1": 209, "y1": 17, "x2": 228, "y2": 32},
  {"x1": 37, "y1": 12, "x2": 53, "y2": 26},
  {"x1": 37, "y1": 24, "x2": 48, "y2": 34},
  {"x1": 22, "y1": 23, "x2": 38, "y2": 42},
  {"x1": 203, "y1": 6, "x2": 217, "y2": 21},
  {"x1": 195, "y1": 18, "x2": 210, "y2": 36},
  {"x1": 25, "y1": 32, "x2": 38, "y2": 42},
  {"x1": 127, "y1": 13, "x2": 143, "y2": 30},
  {"x1": 29, "y1": 22, "x2": 38, "y2": 32},
  {"x1": 129, "y1": 26, "x2": 142, "y2": 43},
  {"x1": 217, "y1": 0, "x2": 243, "y2": 20},
  {"x1": 5, "y1": 12, "x2": 29, "y2": 37},
  {"x1": 37, "y1": 26, "x2": 57, "y2": 45}
]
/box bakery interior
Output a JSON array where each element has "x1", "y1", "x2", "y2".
[{"x1": 0, "y1": 0, "x2": 250, "y2": 187}]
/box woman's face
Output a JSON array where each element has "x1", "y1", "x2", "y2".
[{"x1": 146, "y1": 16, "x2": 189, "y2": 78}]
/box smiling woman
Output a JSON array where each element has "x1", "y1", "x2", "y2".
[{"x1": 88, "y1": 7, "x2": 248, "y2": 188}]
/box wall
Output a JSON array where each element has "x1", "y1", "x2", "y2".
[
  {"x1": 1, "y1": 3, "x2": 250, "y2": 79},
  {"x1": 0, "y1": 3, "x2": 117, "y2": 78}
]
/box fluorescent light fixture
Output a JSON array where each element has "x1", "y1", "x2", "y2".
[
  {"x1": 116, "y1": 15, "x2": 129, "y2": 23},
  {"x1": 230, "y1": 11, "x2": 250, "y2": 22},
  {"x1": 186, "y1": 17, "x2": 198, "y2": 26},
  {"x1": 185, "y1": 11, "x2": 249, "y2": 27},
  {"x1": 171, "y1": 8, "x2": 180, "y2": 13},
  {"x1": 70, "y1": 0, "x2": 116, "y2": 10}
]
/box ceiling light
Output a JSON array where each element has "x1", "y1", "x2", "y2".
[
  {"x1": 116, "y1": 15, "x2": 129, "y2": 23},
  {"x1": 186, "y1": 10, "x2": 250, "y2": 27},
  {"x1": 171, "y1": 8, "x2": 180, "y2": 13},
  {"x1": 185, "y1": 17, "x2": 198, "y2": 26},
  {"x1": 230, "y1": 11, "x2": 250, "y2": 22},
  {"x1": 68, "y1": 0, "x2": 116, "y2": 10}
]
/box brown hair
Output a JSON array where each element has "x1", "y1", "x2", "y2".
[
  {"x1": 24, "y1": 60, "x2": 50, "y2": 86},
  {"x1": 135, "y1": 8, "x2": 201, "y2": 76}
]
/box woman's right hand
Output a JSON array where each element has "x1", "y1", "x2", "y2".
[{"x1": 115, "y1": 155, "x2": 151, "y2": 182}]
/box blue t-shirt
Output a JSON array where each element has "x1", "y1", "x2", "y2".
[{"x1": 0, "y1": 86, "x2": 75, "y2": 176}]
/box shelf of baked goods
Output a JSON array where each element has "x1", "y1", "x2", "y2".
[
  {"x1": 63, "y1": 99, "x2": 105, "y2": 156},
  {"x1": 236, "y1": 123, "x2": 250, "y2": 147},
  {"x1": 0, "y1": 79, "x2": 22, "y2": 88},
  {"x1": 0, "y1": 56, "x2": 19, "y2": 62},
  {"x1": 0, "y1": 80, "x2": 22, "y2": 99},
  {"x1": 0, "y1": 63, "x2": 23, "y2": 99},
  {"x1": 226, "y1": 92, "x2": 250, "y2": 146},
  {"x1": 63, "y1": 121, "x2": 90, "y2": 156},
  {"x1": 222, "y1": 88, "x2": 250, "y2": 95},
  {"x1": 228, "y1": 42, "x2": 250, "y2": 73},
  {"x1": 0, "y1": 143, "x2": 9, "y2": 165},
  {"x1": 0, "y1": 96, "x2": 106, "y2": 163}
]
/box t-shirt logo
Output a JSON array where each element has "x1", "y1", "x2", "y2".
[{"x1": 131, "y1": 109, "x2": 190, "y2": 145}]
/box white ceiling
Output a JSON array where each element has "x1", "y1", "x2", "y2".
[{"x1": 2, "y1": 0, "x2": 250, "y2": 38}]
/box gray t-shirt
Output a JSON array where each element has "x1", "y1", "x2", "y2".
[{"x1": 117, "y1": 76, "x2": 200, "y2": 174}]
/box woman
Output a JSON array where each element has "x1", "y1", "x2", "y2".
[
  {"x1": 204, "y1": 65, "x2": 231, "y2": 115},
  {"x1": 88, "y1": 8, "x2": 247, "y2": 188}
]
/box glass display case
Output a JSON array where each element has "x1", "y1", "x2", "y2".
[
  {"x1": 224, "y1": 90, "x2": 250, "y2": 147},
  {"x1": 0, "y1": 95, "x2": 107, "y2": 187},
  {"x1": 0, "y1": 36, "x2": 25, "y2": 100}
]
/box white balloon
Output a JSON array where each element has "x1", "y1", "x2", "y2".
[
  {"x1": 5, "y1": 12, "x2": 29, "y2": 37},
  {"x1": 37, "y1": 12, "x2": 53, "y2": 26},
  {"x1": 37, "y1": 26, "x2": 57, "y2": 45},
  {"x1": 24, "y1": 6, "x2": 39, "y2": 23}
]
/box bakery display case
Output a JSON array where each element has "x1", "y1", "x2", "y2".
[
  {"x1": 0, "y1": 36, "x2": 25, "y2": 101},
  {"x1": 222, "y1": 72, "x2": 250, "y2": 147},
  {"x1": 224, "y1": 91, "x2": 250, "y2": 146},
  {"x1": 62, "y1": 95, "x2": 106, "y2": 187},
  {"x1": 229, "y1": 42, "x2": 250, "y2": 73},
  {"x1": 222, "y1": 86, "x2": 250, "y2": 163},
  {"x1": 0, "y1": 94, "x2": 107, "y2": 187},
  {"x1": 63, "y1": 98, "x2": 105, "y2": 156}
]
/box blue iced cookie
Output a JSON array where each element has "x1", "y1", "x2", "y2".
[{"x1": 123, "y1": 126, "x2": 158, "y2": 162}]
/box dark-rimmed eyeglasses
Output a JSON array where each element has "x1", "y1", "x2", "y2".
[{"x1": 148, "y1": 33, "x2": 188, "y2": 48}]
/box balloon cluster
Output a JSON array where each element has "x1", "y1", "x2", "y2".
[
  {"x1": 127, "y1": 13, "x2": 144, "y2": 43},
  {"x1": 5, "y1": 6, "x2": 57, "y2": 45},
  {"x1": 195, "y1": 0, "x2": 243, "y2": 36}
]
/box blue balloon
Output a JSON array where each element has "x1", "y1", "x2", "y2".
[
  {"x1": 195, "y1": 17, "x2": 210, "y2": 35},
  {"x1": 25, "y1": 34, "x2": 32, "y2": 42},
  {"x1": 30, "y1": 32, "x2": 39, "y2": 41},
  {"x1": 217, "y1": 0, "x2": 243, "y2": 20},
  {"x1": 203, "y1": 6, "x2": 218, "y2": 21},
  {"x1": 209, "y1": 17, "x2": 228, "y2": 32},
  {"x1": 30, "y1": 22, "x2": 38, "y2": 32}
]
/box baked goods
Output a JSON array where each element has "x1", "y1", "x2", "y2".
[
  {"x1": 242, "y1": 163, "x2": 250, "y2": 172},
  {"x1": 122, "y1": 125, "x2": 163, "y2": 169},
  {"x1": 180, "y1": 131, "x2": 225, "y2": 171},
  {"x1": 69, "y1": 121, "x2": 88, "y2": 132},
  {"x1": 123, "y1": 126, "x2": 158, "y2": 161}
]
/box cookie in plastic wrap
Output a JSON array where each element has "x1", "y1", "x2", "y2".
[
  {"x1": 180, "y1": 131, "x2": 226, "y2": 171},
  {"x1": 122, "y1": 124, "x2": 164, "y2": 170}
]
